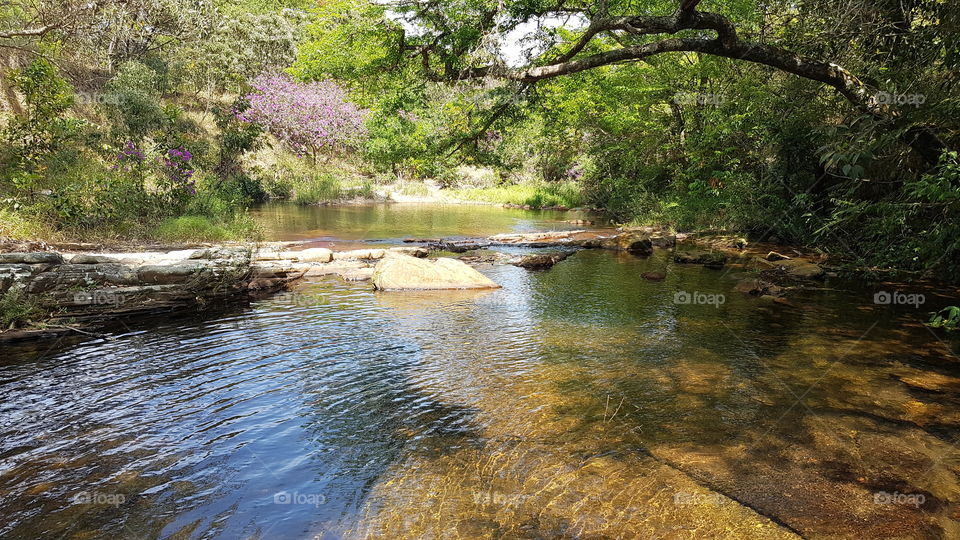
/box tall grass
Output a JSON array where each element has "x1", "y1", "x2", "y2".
[
  {"x1": 155, "y1": 214, "x2": 261, "y2": 242},
  {"x1": 0, "y1": 289, "x2": 44, "y2": 328},
  {"x1": 0, "y1": 208, "x2": 56, "y2": 240},
  {"x1": 292, "y1": 173, "x2": 343, "y2": 204},
  {"x1": 448, "y1": 181, "x2": 583, "y2": 208}
]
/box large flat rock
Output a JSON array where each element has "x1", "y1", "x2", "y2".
[{"x1": 372, "y1": 255, "x2": 501, "y2": 291}]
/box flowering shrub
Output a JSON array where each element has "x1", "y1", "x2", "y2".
[
  {"x1": 161, "y1": 147, "x2": 196, "y2": 197},
  {"x1": 114, "y1": 141, "x2": 146, "y2": 172},
  {"x1": 238, "y1": 73, "x2": 367, "y2": 162}
]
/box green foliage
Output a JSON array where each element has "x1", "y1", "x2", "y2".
[
  {"x1": 102, "y1": 62, "x2": 167, "y2": 140},
  {"x1": 2, "y1": 59, "x2": 81, "y2": 185},
  {"x1": 291, "y1": 0, "x2": 403, "y2": 100},
  {"x1": 450, "y1": 181, "x2": 583, "y2": 208},
  {"x1": 155, "y1": 214, "x2": 260, "y2": 242},
  {"x1": 38, "y1": 160, "x2": 149, "y2": 231},
  {"x1": 8, "y1": 59, "x2": 74, "y2": 122},
  {"x1": 214, "y1": 97, "x2": 264, "y2": 177},
  {"x1": 0, "y1": 289, "x2": 44, "y2": 329},
  {"x1": 292, "y1": 173, "x2": 343, "y2": 204},
  {"x1": 178, "y1": 11, "x2": 305, "y2": 92},
  {"x1": 808, "y1": 152, "x2": 960, "y2": 277},
  {"x1": 928, "y1": 306, "x2": 960, "y2": 331}
]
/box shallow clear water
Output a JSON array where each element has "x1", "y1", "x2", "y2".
[{"x1": 2, "y1": 205, "x2": 960, "y2": 539}]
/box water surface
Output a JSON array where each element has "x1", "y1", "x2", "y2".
[
  {"x1": 2, "y1": 204, "x2": 960, "y2": 539},
  {"x1": 248, "y1": 202, "x2": 599, "y2": 245}
]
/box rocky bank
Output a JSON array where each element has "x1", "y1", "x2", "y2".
[{"x1": 1, "y1": 228, "x2": 829, "y2": 341}]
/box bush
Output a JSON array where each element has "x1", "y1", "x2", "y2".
[
  {"x1": 0, "y1": 289, "x2": 44, "y2": 329},
  {"x1": 102, "y1": 61, "x2": 166, "y2": 140},
  {"x1": 449, "y1": 181, "x2": 583, "y2": 208},
  {"x1": 155, "y1": 214, "x2": 260, "y2": 242},
  {"x1": 215, "y1": 96, "x2": 263, "y2": 177},
  {"x1": 292, "y1": 173, "x2": 342, "y2": 204},
  {"x1": 2, "y1": 59, "x2": 82, "y2": 193},
  {"x1": 36, "y1": 158, "x2": 149, "y2": 231}
]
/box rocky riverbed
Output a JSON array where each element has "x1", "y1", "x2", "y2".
[{"x1": 0, "y1": 228, "x2": 831, "y2": 341}]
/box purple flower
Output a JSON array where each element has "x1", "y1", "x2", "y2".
[
  {"x1": 161, "y1": 146, "x2": 196, "y2": 194},
  {"x1": 115, "y1": 141, "x2": 146, "y2": 165}
]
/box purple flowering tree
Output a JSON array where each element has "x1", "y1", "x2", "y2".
[{"x1": 238, "y1": 73, "x2": 368, "y2": 163}]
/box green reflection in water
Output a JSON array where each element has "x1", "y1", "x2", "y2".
[{"x1": 249, "y1": 202, "x2": 597, "y2": 243}]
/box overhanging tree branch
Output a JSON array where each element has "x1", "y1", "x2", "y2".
[{"x1": 415, "y1": 3, "x2": 950, "y2": 165}]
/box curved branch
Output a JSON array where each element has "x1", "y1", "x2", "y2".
[
  {"x1": 448, "y1": 6, "x2": 948, "y2": 164},
  {"x1": 0, "y1": 25, "x2": 59, "y2": 39}
]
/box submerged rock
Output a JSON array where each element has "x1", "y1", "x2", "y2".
[
  {"x1": 601, "y1": 232, "x2": 653, "y2": 255},
  {"x1": 457, "y1": 249, "x2": 504, "y2": 264},
  {"x1": 489, "y1": 230, "x2": 585, "y2": 246},
  {"x1": 340, "y1": 268, "x2": 375, "y2": 282},
  {"x1": 431, "y1": 240, "x2": 489, "y2": 253},
  {"x1": 650, "y1": 233, "x2": 677, "y2": 248},
  {"x1": 372, "y1": 255, "x2": 500, "y2": 291},
  {"x1": 510, "y1": 252, "x2": 570, "y2": 270},
  {"x1": 674, "y1": 250, "x2": 728, "y2": 268},
  {"x1": 735, "y1": 278, "x2": 783, "y2": 297},
  {"x1": 774, "y1": 259, "x2": 825, "y2": 280},
  {"x1": 641, "y1": 271, "x2": 667, "y2": 282}
]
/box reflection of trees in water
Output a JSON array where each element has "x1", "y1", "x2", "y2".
[
  {"x1": 354, "y1": 250, "x2": 960, "y2": 538},
  {"x1": 249, "y1": 202, "x2": 576, "y2": 241}
]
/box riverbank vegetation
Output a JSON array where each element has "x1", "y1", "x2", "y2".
[
  {"x1": 447, "y1": 182, "x2": 584, "y2": 209},
  {"x1": 0, "y1": 0, "x2": 958, "y2": 278}
]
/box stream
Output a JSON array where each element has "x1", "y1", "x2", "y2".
[{"x1": 2, "y1": 203, "x2": 959, "y2": 539}]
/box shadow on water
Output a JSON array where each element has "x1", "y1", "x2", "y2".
[{"x1": 2, "y1": 242, "x2": 960, "y2": 538}]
